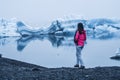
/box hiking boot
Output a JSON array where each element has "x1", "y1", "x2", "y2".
[
  {"x1": 79, "y1": 65, "x2": 85, "y2": 69},
  {"x1": 74, "y1": 64, "x2": 79, "y2": 68}
]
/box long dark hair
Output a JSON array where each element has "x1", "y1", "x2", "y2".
[{"x1": 77, "y1": 23, "x2": 84, "y2": 34}]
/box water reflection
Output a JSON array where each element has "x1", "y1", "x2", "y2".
[
  {"x1": 0, "y1": 36, "x2": 19, "y2": 46},
  {"x1": 47, "y1": 35, "x2": 64, "y2": 47},
  {"x1": 16, "y1": 35, "x2": 74, "y2": 51},
  {"x1": 0, "y1": 35, "x2": 75, "y2": 52},
  {"x1": 1, "y1": 36, "x2": 120, "y2": 68},
  {"x1": 0, "y1": 37, "x2": 10, "y2": 46}
]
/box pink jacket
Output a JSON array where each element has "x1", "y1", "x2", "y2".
[{"x1": 75, "y1": 30, "x2": 86, "y2": 46}]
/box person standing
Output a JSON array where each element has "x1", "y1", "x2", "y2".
[{"x1": 74, "y1": 22, "x2": 87, "y2": 69}]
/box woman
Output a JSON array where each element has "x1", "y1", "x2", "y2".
[{"x1": 74, "y1": 22, "x2": 86, "y2": 69}]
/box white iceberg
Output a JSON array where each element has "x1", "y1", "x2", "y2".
[
  {"x1": 0, "y1": 18, "x2": 20, "y2": 37},
  {"x1": 0, "y1": 17, "x2": 120, "y2": 39},
  {"x1": 46, "y1": 18, "x2": 120, "y2": 39},
  {"x1": 16, "y1": 21, "x2": 44, "y2": 36}
]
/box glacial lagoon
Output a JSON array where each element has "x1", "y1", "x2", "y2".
[{"x1": 0, "y1": 36, "x2": 120, "y2": 68}]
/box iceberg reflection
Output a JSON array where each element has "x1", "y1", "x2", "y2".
[{"x1": 16, "y1": 35, "x2": 74, "y2": 51}]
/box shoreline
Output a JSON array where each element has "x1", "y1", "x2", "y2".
[{"x1": 0, "y1": 57, "x2": 120, "y2": 80}]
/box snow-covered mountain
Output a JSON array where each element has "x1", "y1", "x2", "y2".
[{"x1": 0, "y1": 18, "x2": 120, "y2": 39}]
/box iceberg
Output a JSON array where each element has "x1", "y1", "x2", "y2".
[
  {"x1": 46, "y1": 18, "x2": 120, "y2": 39},
  {"x1": 0, "y1": 18, "x2": 20, "y2": 37},
  {"x1": 110, "y1": 48, "x2": 120, "y2": 61},
  {"x1": 16, "y1": 21, "x2": 43, "y2": 37},
  {"x1": 0, "y1": 18, "x2": 120, "y2": 39}
]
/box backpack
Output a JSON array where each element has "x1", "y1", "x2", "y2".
[{"x1": 74, "y1": 31, "x2": 78, "y2": 45}]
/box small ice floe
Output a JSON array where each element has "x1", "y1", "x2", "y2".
[{"x1": 110, "y1": 48, "x2": 120, "y2": 60}]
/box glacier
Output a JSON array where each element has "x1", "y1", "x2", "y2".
[{"x1": 0, "y1": 18, "x2": 120, "y2": 39}]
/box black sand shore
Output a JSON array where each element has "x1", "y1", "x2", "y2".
[{"x1": 0, "y1": 57, "x2": 120, "y2": 80}]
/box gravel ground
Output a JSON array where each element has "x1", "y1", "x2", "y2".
[{"x1": 0, "y1": 57, "x2": 120, "y2": 80}]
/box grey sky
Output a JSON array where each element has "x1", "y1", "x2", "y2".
[{"x1": 0, "y1": 0, "x2": 120, "y2": 27}]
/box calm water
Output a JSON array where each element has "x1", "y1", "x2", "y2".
[{"x1": 0, "y1": 36, "x2": 120, "y2": 68}]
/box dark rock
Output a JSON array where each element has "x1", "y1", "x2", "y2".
[
  {"x1": 0, "y1": 54, "x2": 2, "y2": 58},
  {"x1": 32, "y1": 68, "x2": 41, "y2": 71},
  {"x1": 0, "y1": 57, "x2": 120, "y2": 80}
]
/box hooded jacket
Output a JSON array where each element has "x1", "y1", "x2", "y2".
[{"x1": 74, "y1": 30, "x2": 86, "y2": 46}]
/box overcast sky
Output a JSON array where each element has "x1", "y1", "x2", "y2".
[{"x1": 0, "y1": 0, "x2": 120, "y2": 27}]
